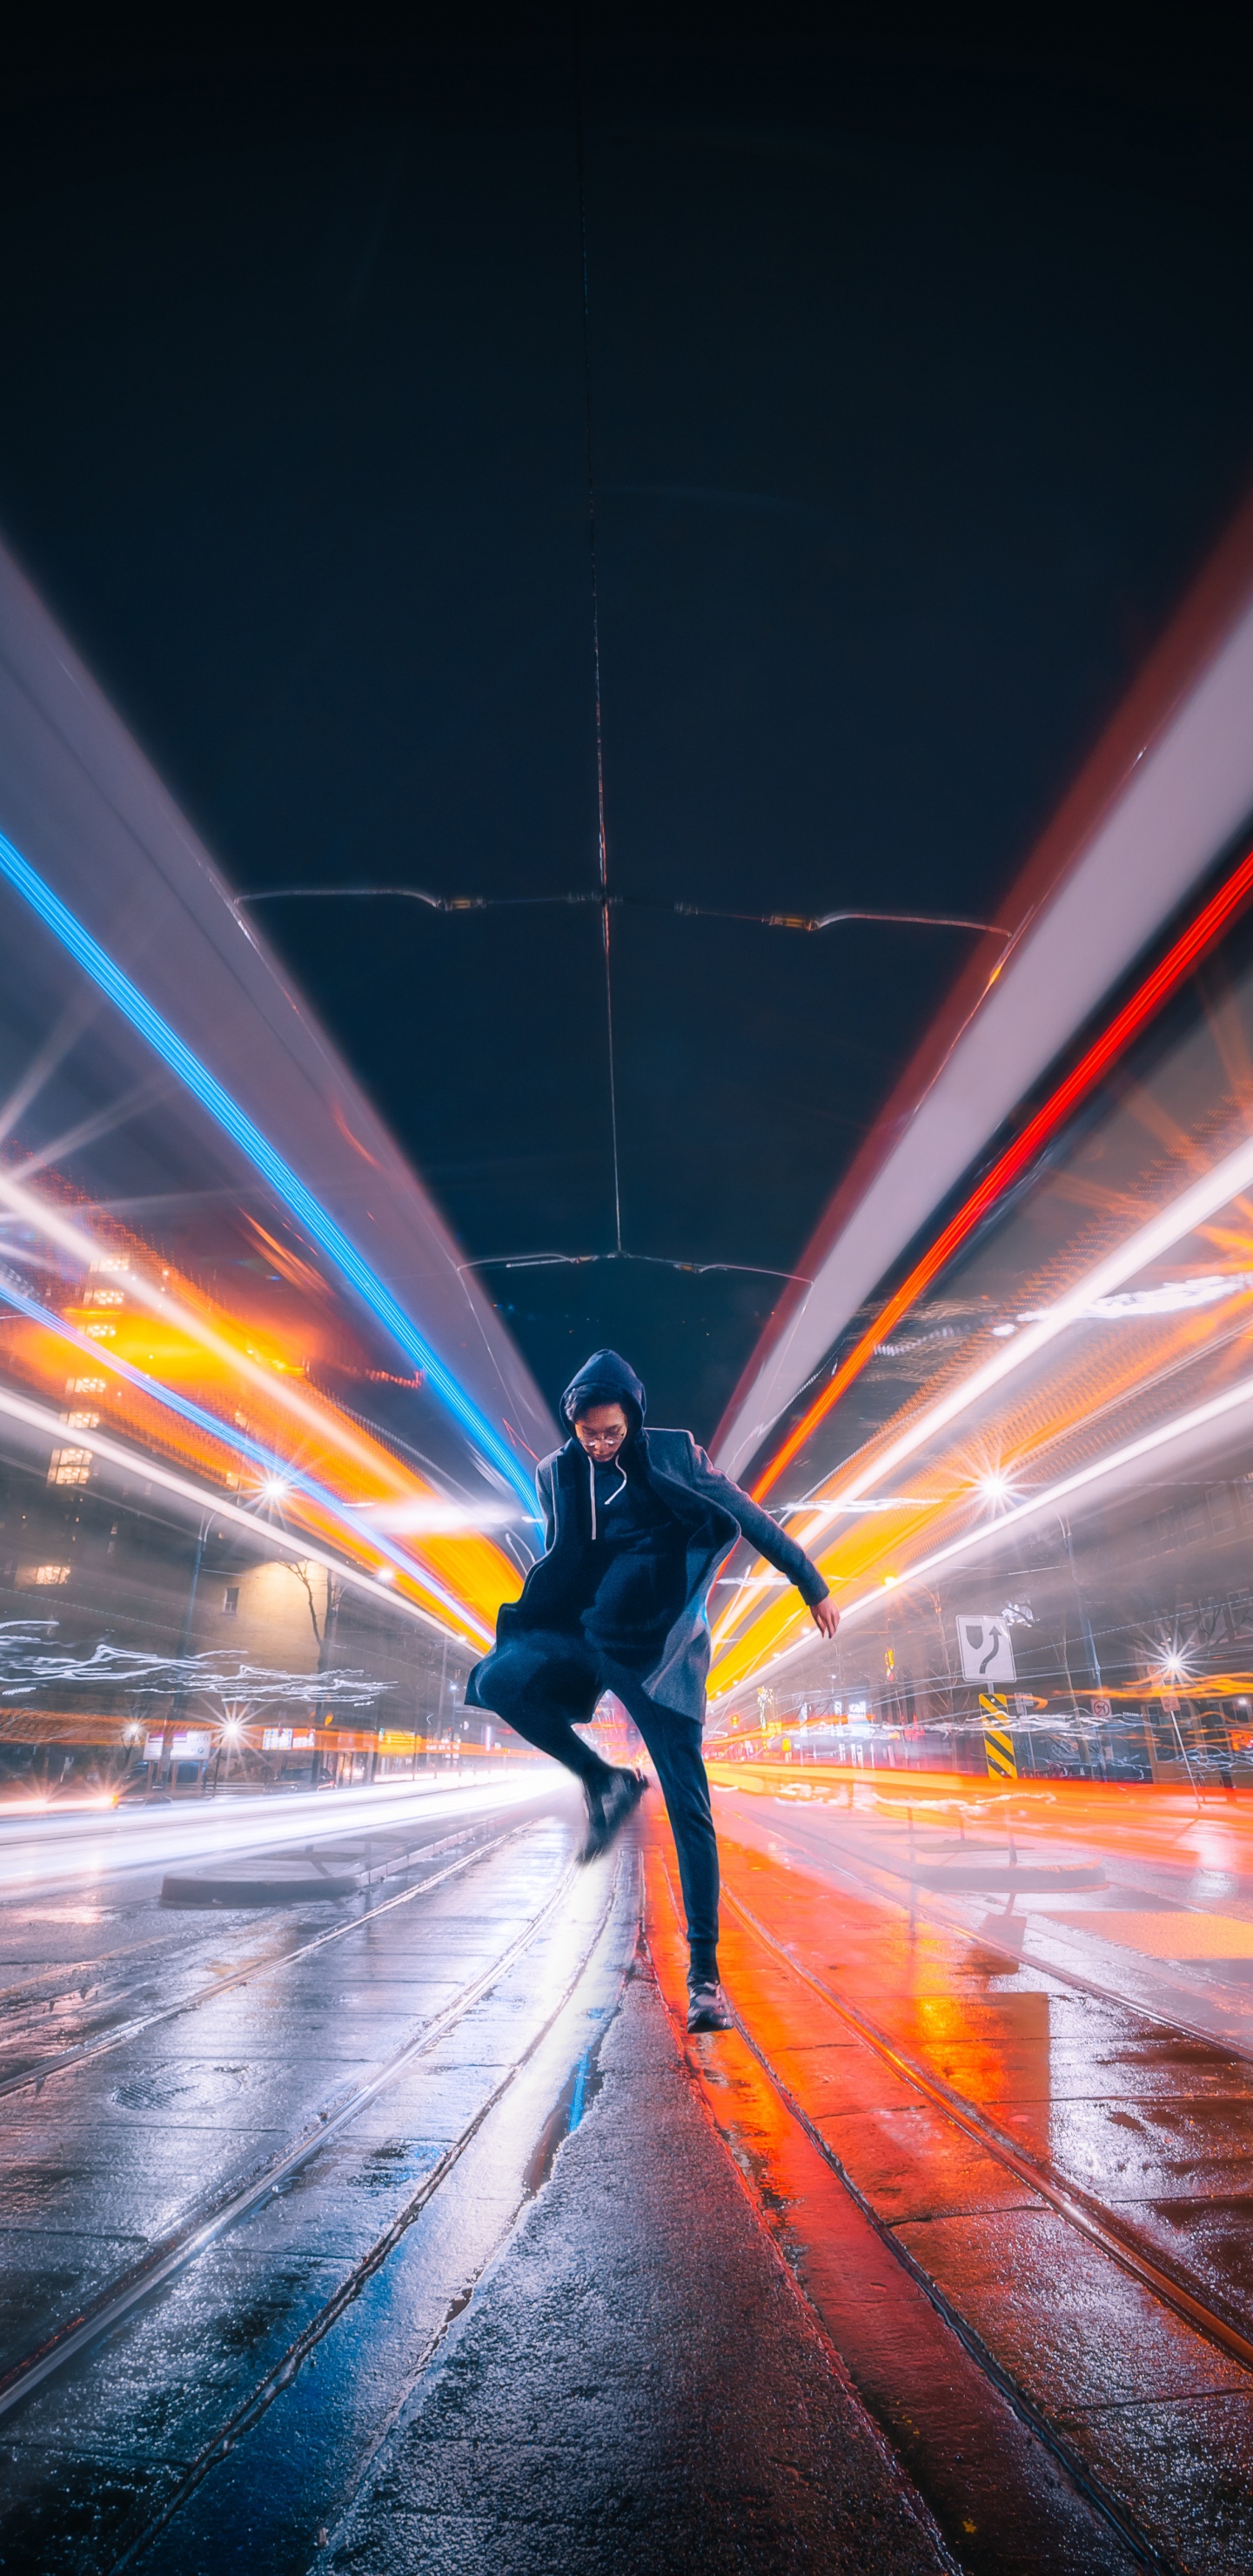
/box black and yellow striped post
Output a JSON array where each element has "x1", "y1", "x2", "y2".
[{"x1": 980, "y1": 1692, "x2": 1018, "y2": 1780}]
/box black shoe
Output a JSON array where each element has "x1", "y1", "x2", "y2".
[
  {"x1": 580, "y1": 1767, "x2": 645, "y2": 1862},
  {"x1": 687, "y1": 1981, "x2": 734, "y2": 2033}
]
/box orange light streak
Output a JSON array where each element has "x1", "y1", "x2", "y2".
[
  {"x1": 0, "y1": 1176, "x2": 523, "y2": 1632},
  {"x1": 711, "y1": 1283, "x2": 1253, "y2": 1696}
]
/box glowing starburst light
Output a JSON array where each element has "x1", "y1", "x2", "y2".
[
  {"x1": 792, "y1": 1127, "x2": 1253, "y2": 1556},
  {"x1": 732, "y1": 1358, "x2": 1253, "y2": 1694}
]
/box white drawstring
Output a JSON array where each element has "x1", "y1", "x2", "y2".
[{"x1": 588, "y1": 1452, "x2": 626, "y2": 1540}]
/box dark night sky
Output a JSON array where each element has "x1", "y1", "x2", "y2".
[{"x1": 2, "y1": 12, "x2": 1253, "y2": 1437}]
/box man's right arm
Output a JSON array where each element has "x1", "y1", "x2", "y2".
[
  {"x1": 685, "y1": 1439, "x2": 828, "y2": 1602},
  {"x1": 682, "y1": 1437, "x2": 838, "y2": 1635}
]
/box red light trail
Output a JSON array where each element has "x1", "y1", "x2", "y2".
[{"x1": 751, "y1": 841, "x2": 1253, "y2": 1503}]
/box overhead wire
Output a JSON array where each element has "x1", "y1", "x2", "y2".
[
  {"x1": 225, "y1": 61, "x2": 1018, "y2": 1296},
  {"x1": 575, "y1": 36, "x2": 623, "y2": 1258}
]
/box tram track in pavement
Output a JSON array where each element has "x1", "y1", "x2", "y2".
[
  {"x1": 724, "y1": 1794, "x2": 1253, "y2": 2064},
  {"x1": 720, "y1": 1877, "x2": 1253, "y2": 2378},
  {"x1": 0, "y1": 1807, "x2": 538, "y2": 2103},
  {"x1": 715, "y1": 1795, "x2": 1253, "y2": 2350},
  {"x1": 0, "y1": 1817, "x2": 580, "y2": 2423},
  {"x1": 641, "y1": 1855, "x2": 1181, "y2": 2576},
  {"x1": 646, "y1": 1847, "x2": 1161, "y2": 2575},
  {"x1": 647, "y1": 1836, "x2": 1253, "y2": 2574},
  {"x1": 104, "y1": 1851, "x2": 633, "y2": 2575},
  {"x1": 0, "y1": 1829, "x2": 637, "y2": 2576},
  {"x1": 10, "y1": 1783, "x2": 1245, "y2": 2574},
  {"x1": 0, "y1": 1778, "x2": 547, "y2": 2023}
]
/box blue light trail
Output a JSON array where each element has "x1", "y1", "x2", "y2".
[{"x1": 0, "y1": 828, "x2": 539, "y2": 1520}]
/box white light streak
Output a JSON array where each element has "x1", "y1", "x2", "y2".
[
  {"x1": 0, "y1": 1775, "x2": 538, "y2": 1902},
  {"x1": 793, "y1": 1133, "x2": 1253, "y2": 1553},
  {"x1": 0, "y1": 1383, "x2": 491, "y2": 1647},
  {"x1": 734, "y1": 1356, "x2": 1253, "y2": 1692},
  {"x1": 1019, "y1": 1271, "x2": 1253, "y2": 1322},
  {"x1": 359, "y1": 1499, "x2": 517, "y2": 1533}
]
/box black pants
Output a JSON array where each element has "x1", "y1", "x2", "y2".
[{"x1": 478, "y1": 1629, "x2": 720, "y2": 1980}]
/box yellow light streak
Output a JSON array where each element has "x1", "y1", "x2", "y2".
[
  {"x1": 0, "y1": 1382, "x2": 491, "y2": 1645},
  {"x1": 0, "y1": 1169, "x2": 522, "y2": 1628},
  {"x1": 793, "y1": 1126, "x2": 1253, "y2": 1554},
  {"x1": 712, "y1": 1130, "x2": 1253, "y2": 1678},
  {"x1": 716, "y1": 1353, "x2": 1253, "y2": 1699}
]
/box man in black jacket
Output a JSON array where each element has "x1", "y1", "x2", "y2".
[{"x1": 467, "y1": 1352, "x2": 837, "y2": 2031}]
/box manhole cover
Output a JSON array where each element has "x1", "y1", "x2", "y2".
[
  {"x1": 912, "y1": 1864, "x2": 1105, "y2": 1892},
  {"x1": 160, "y1": 1862, "x2": 359, "y2": 1907}
]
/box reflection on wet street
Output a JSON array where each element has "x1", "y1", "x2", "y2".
[
  {"x1": 0, "y1": 1777, "x2": 643, "y2": 2572},
  {"x1": 670, "y1": 1770, "x2": 1253, "y2": 2572},
  {"x1": 8, "y1": 1771, "x2": 1253, "y2": 2572}
]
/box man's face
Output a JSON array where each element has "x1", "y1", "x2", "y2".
[{"x1": 573, "y1": 1403, "x2": 629, "y2": 1461}]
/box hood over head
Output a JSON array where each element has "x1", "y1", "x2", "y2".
[{"x1": 559, "y1": 1349, "x2": 647, "y2": 1438}]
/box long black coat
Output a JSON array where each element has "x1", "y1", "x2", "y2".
[{"x1": 466, "y1": 1350, "x2": 828, "y2": 1723}]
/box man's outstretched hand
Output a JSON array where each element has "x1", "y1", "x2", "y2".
[{"x1": 809, "y1": 1596, "x2": 841, "y2": 1639}]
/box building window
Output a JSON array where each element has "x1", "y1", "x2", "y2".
[
  {"x1": 48, "y1": 1448, "x2": 92, "y2": 1486},
  {"x1": 222, "y1": 1585, "x2": 240, "y2": 1616}
]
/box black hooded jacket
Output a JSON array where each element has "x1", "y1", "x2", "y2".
[{"x1": 466, "y1": 1351, "x2": 828, "y2": 1722}]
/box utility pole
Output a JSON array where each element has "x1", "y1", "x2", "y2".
[{"x1": 164, "y1": 1507, "x2": 214, "y2": 1788}]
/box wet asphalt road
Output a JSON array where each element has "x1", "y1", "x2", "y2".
[
  {"x1": 4, "y1": 1772, "x2": 1253, "y2": 2570},
  {"x1": 698, "y1": 1775, "x2": 1253, "y2": 2573},
  {"x1": 0, "y1": 1778, "x2": 946, "y2": 2576},
  {"x1": 319, "y1": 1960, "x2": 946, "y2": 2576}
]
